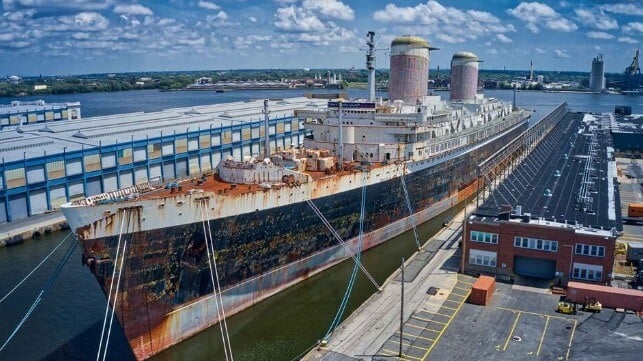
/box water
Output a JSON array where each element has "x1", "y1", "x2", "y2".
[{"x1": 0, "y1": 89, "x2": 641, "y2": 361}]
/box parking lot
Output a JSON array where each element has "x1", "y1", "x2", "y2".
[{"x1": 426, "y1": 279, "x2": 642, "y2": 361}]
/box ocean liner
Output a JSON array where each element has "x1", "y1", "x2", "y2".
[{"x1": 61, "y1": 33, "x2": 531, "y2": 360}]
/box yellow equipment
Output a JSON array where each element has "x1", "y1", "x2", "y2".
[
  {"x1": 615, "y1": 242, "x2": 627, "y2": 255},
  {"x1": 583, "y1": 297, "x2": 602, "y2": 313},
  {"x1": 557, "y1": 300, "x2": 577, "y2": 315}
]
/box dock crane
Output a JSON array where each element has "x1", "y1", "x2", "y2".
[
  {"x1": 625, "y1": 49, "x2": 640, "y2": 75},
  {"x1": 623, "y1": 49, "x2": 641, "y2": 92}
]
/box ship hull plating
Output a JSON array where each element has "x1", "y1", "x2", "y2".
[{"x1": 66, "y1": 120, "x2": 527, "y2": 360}]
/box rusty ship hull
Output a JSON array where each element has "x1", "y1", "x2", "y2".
[{"x1": 61, "y1": 115, "x2": 528, "y2": 360}]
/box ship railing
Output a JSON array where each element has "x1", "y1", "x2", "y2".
[{"x1": 71, "y1": 178, "x2": 161, "y2": 206}]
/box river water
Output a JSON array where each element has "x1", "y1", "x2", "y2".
[{"x1": 0, "y1": 89, "x2": 641, "y2": 361}]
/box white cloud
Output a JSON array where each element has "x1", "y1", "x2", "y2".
[
  {"x1": 507, "y1": 2, "x2": 577, "y2": 33},
  {"x1": 302, "y1": 0, "x2": 354, "y2": 21},
  {"x1": 274, "y1": 5, "x2": 325, "y2": 32},
  {"x1": 373, "y1": 1, "x2": 515, "y2": 44},
  {"x1": 602, "y1": 4, "x2": 643, "y2": 16},
  {"x1": 198, "y1": 1, "x2": 220, "y2": 11},
  {"x1": 248, "y1": 16, "x2": 257, "y2": 23},
  {"x1": 534, "y1": 47, "x2": 545, "y2": 54},
  {"x1": 618, "y1": 36, "x2": 638, "y2": 44},
  {"x1": 113, "y1": 4, "x2": 153, "y2": 16},
  {"x1": 622, "y1": 22, "x2": 643, "y2": 34},
  {"x1": 2, "y1": 0, "x2": 111, "y2": 12},
  {"x1": 574, "y1": 9, "x2": 618, "y2": 30},
  {"x1": 526, "y1": 23, "x2": 539, "y2": 33},
  {"x1": 207, "y1": 10, "x2": 233, "y2": 26},
  {"x1": 496, "y1": 34, "x2": 512, "y2": 43},
  {"x1": 586, "y1": 31, "x2": 614, "y2": 40},
  {"x1": 234, "y1": 34, "x2": 271, "y2": 49},
  {"x1": 554, "y1": 48, "x2": 569, "y2": 58},
  {"x1": 58, "y1": 12, "x2": 110, "y2": 32},
  {"x1": 297, "y1": 21, "x2": 354, "y2": 44}
]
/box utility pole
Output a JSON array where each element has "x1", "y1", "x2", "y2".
[{"x1": 399, "y1": 257, "x2": 405, "y2": 357}]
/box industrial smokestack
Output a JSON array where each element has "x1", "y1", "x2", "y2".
[
  {"x1": 388, "y1": 35, "x2": 437, "y2": 104},
  {"x1": 450, "y1": 51, "x2": 480, "y2": 101}
]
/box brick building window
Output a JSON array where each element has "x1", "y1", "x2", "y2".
[
  {"x1": 514, "y1": 236, "x2": 558, "y2": 252},
  {"x1": 469, "y1": 249, "x2": 497, "y2": 267},
  {"x1": 470, "y1": 231, "x2": 498, "y2": 244},
  {"x1": 575, "y1": 244, "x2": 605, "y2": 257},
  {"x1": 572, "y1": 263, "x2": 603, "y2": 281}
]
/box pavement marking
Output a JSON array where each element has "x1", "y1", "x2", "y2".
[
  {"x1": 417, "y1": 310, "x2": 452, "y2": 318},
  {"x1": 443, "y1": 299, "x2": 462, "y2": 305},
  {"x1": 419, "y1": 288, "x2": 472, "y2": 360},
  {"x1": 388, "y1": 339, "x2": 430, "y2": 352},
  {"x1": 439, "y1": 305, "x2": 458, "y2": 311},
  {"x1": 566, "y1": 319, "x2": 577, "y2": 360},
  {"x1": 406, "y1": 323, "x2": 439, "y2": 332},
  {"x1": 453, "y1": 285, "x2": 470, "y2": 290},
  {"x1": 536, "y1": 315, "x2": 550, "y2": 356},
  {"x1": 448, "y1": 292, "x2": 468, "y2": 298},
  {"x1": 381, "y1": 348, "x2": 422, "y2": 361},
  {"x1": 398, "y1": 332, "x2": 435, "y2": 342},
  {"x1": 496, "y1": 306, "x2": 571, "y2": 321},
  {"x1": 411, "y1": 315, "x2": 447, "y2": 325},
  {"x1": 502, "y1": 310, "x2": 522, "y2": 351}
]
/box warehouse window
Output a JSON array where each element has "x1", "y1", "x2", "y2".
[
  {"x1": 469, "y1": 249, "x2": 497, "y2": 267},
  {"x1": 571, "y1": 263, "x2": 603, "y2": 281},
  {"x1": 470, "y1": 230, "x2": 498, "y2": 244},
  {"x1": 575, "y1": 244, "x2": 605, "y2": 257},
  {"x1": 514, "y1": 236, "x2": 558, "y2": 252}
]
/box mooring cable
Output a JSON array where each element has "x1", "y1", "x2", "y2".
[
  {"x1": 0, "y1": 235, "x2": 77, "y2": 353},
  {"x1": 0, "y1": 231, "x2": 73, "y2": 304}
]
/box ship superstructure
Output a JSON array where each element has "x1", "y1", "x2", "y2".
[{"x1": 61, "y1": 33, "x2": 531, "y2": 360}]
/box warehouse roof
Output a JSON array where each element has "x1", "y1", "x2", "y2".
[
  {"x1": 473, "y1": 111, "x2": 620, "y2": 233},
  {"x1": 0, "y1": 97, "x2": 327, "y2": 163},
  {"x1": 0, "y1": 100, "x2": 80, "y2": 116}
]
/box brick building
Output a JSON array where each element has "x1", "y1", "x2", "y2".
[{"x1": 463, "y1": 111, "x2": 620, "y2": 285}]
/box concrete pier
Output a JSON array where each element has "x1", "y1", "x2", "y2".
[
  {"x1": 303, "y1": 205, "x2": 476, "y2": 361},
  {"x1": 0, "y1": 211, "x2": 67, "y2": 247}
]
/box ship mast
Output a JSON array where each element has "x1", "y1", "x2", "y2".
[
  {"x1": 263, "y1": 99, "x2": 270, "y2": 159},
  {"x1": 338, "y1": 101, "x2": 343, "y2": 171},
  {"x1": 366, "y1": 31, "x2": 376, "y2": 102}
]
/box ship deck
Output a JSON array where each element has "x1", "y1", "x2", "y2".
[{"x1": 74, "y1": 160, "x2": 390, "y2": 206}]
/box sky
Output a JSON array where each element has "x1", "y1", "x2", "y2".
[{"x1": 0, "y1": 0, "x2": 641, "y2": 76}]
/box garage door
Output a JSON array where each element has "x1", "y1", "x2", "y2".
[
  {"x1": 9, "y1": 194, "x2": 28, "y2": 221},
  {"x1": 0, "y1": 200, "x2": 7, "y2": 223},
  {"x1": 50, "y1": 184, "x2": 67, "y2": 208},
  {"x1": 135, "y1": 167, "x2": 148, "y2": 184},
  {"x1": 119, "y1": 170, "x2": 133, "y2": 188},
  {"x1": 514, "y1": 256, "x2": 556, "y2": 279},
  {"x1": 149, "y1": 163, "x2": 162, "y2": 181},
  {"x1": 103, "y1": 173, "x2": 118, "y2": 192},
  {"x1": 29, "y1": 189, "x2": 48, "y2": 215},
  {"x1": 86, "y1": 176, "x2": 102, "y2": 196}
]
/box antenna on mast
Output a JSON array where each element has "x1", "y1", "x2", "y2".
[{"x1": 366, "y1": 31, "x2": 376, "y2": 101}]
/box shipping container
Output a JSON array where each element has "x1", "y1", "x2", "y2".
[
  {"x1": 626, "y1": 241, "x2": 643, "y2": 263},
  {"x1": 469, "y1": 275, "x2": 495, "y2": 306},
  {"x1": 628, "y1": 203, "x2": 643, "y2": 218},
  {"x1": 567, "y1": 281, "x2": 643, "y2": 312}
]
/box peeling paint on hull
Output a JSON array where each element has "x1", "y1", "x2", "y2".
[{"x1": 64, "y1": 120, "x2": 528, "y2": 360}]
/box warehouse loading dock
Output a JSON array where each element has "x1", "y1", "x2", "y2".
[{"x1": 514, "y1": 256, "x2": 556, "y2": 279}]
